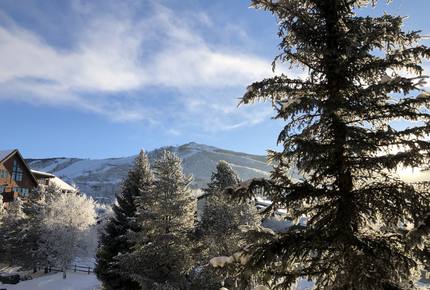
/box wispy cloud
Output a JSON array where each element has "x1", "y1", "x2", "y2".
[{"x1": 0, "y1": 1, "x2": 276, "y2": 130}]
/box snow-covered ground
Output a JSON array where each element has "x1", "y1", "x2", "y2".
[{"x1": 1, "y1": 272, "x2": 100, "y2": 290}]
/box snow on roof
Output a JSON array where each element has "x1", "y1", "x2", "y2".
[
  {"x1": 31, "y1": 169, "x2": 55, "y2": 178},
  {"x1": 0, "y1": 149, "x2": 15, "y2": 162},
  {"x1": 51, "y1": 176, "x2": 76, "y2": 192}
]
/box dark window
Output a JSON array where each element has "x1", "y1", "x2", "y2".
[
  {"x1": 12, "y1": 160, "x2": 23, "y2": 182},
  {"x1": 12, "y1": 187, "x2": 29, "y2": 197}
]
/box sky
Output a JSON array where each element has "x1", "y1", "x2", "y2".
[{"x1": 0, "y1": 0, "x2": 429, "y2": 159}]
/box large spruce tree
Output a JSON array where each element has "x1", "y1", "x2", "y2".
[
  {"x1": 95, "y1": 150, "x2": 154, "y2": 290},
  {"x1": 228, "y1": 1, "x2": 430, "y2": 289},
  {"x1": 120, "y1": 150, "x2": 195, "y2": 290}
]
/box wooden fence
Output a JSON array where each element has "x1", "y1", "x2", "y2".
[{"x1": 38, "y1": 264, "x2": 94, "y2": 275}]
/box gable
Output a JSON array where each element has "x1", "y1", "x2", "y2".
[{"x1": 0, "y1": 149, "x2": 38, "y2": 188}]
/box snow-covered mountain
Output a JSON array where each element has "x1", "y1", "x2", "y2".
[{"x1": 26, "y1": 142, "x2": 272, "y2": 202}]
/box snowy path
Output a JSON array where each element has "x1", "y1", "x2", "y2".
[{"x1": 1, "y1": 272, "x2": 100, "y2": 290}]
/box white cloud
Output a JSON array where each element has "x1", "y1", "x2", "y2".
[
  {"x1": 152, "y1": 48, "x2": 270, "y2": 88},
  {"x1": 0, "y1": 1, "x2": 276, "y2": 130},
  {"x1": 171, "y1": 87, "x2": 275, "y2": 134},
  {"x1": 0, "y1": 18, "x2": 143, "y2": 92}
]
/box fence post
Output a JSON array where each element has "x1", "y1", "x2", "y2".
[{"x1": 74, "y1": 264, "x2": 77, "y2": 272}]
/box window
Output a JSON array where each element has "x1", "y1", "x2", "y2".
[
  {"x1": 12, "y1": 160, "x2": 23, "y2": 182},
  {"x1": 21, "y1": 188, "x2": 29, "y2": 197},
  {"x1": 0, "y1": 169, "x2": 9, "y2": 178},
  {"x1": 12, "y1": 187, "x2": 29, "y2": 197}
]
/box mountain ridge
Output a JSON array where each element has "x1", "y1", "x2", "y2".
[{"x1": 26, "y1": 142, "x2": 272, "y2": 202}]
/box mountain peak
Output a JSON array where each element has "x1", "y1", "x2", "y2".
[{"x1": 179, "y1": 142, "x2": 217, "y2": 152}]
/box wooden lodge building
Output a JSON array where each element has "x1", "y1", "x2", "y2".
[
  {"x1": 0, "y1": 149, "x2": 79, "y2": 205},
  {"x1": 0, "y1": 149, "x2": 38, "y2": 203}
]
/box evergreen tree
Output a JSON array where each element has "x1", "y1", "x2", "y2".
[
  {"x1": 120, "y1": 150, "x2": 195, "y2": 290},
  {"x1": 0, "y1": 198, "x2": 28, "y2": 266},
  {"x1": 18, "y1": 189, "x2": 48, "y2": 270},
  {"x1": 227, "y1": 1, "x2": 430, "y2": 289},
  {"x1": 95, "y1": 150, "x2": 154, "y2": 290},
  {"x1": 200, "y1": 161, "x2": 258, "y2": 243},
  {"x1": 1, "y1": 190, "x2": 51, "y2": 269},
  {"x1": 192, "y1": 161, "x2": 259, "y2": 290}
]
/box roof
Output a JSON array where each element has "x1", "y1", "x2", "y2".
[
  {"x1": 0, "y1": 149, "x2": 16, "y2": 163},
  {"x1": 31, "y1": 170, "x2": 76, "y2": 192},
  {"x1": 31, "y1": 170, "x2": 56, "y2": 179},
  {"x1": 0, "y1": 149, "x2": 38, "y2": 186}
]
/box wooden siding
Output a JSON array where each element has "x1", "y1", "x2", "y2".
[{"x1": 0, "y1": 151, "x2": 38, "y2": 202}]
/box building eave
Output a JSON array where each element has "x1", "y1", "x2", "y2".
[{"x1": 31, "y1": 170, "x2": 56, "y2": 179}]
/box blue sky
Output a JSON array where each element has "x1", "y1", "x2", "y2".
[{"x1": 0, "y1": 0, "x2": 429, "y2": 159}]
